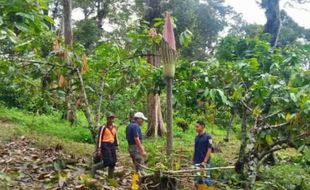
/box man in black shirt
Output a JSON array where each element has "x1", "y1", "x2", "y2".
[{"x1": 193, "y1": 120, "x2": 213, "y2": 186}]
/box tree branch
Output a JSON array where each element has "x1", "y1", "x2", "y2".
[
  {"x1": 76, "y1": 67, "x2": 96, "y2": 139},
  {"x1": 259, "y1": 122, "x2": 289, "y2": 132}
]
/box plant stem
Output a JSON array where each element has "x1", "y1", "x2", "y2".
[{"x1": 166, "y1": 77, "x2": 173, "y2": 156}]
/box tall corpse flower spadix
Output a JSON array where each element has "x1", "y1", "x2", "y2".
[
  {"x1": 161, "y1": 12, "x2": 176, "y2": 78},
  {"x1": 161, "y1": 12, "x2": 177, "y2": 157}
]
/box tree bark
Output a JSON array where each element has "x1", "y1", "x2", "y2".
[
  {"x1": 224, "y1": 110, "x2": 234, "y2": 142},
  {"x1": 146, "y1": 50, "x2": 166, "y2": 138},
  {"x1": 63, "y1": 0, "x2": 73, "y2": 45},
  {"x1": 262, "y1": 0, "x2": 281, "y2": 46},
  {"x1": 95, "y1": 70, "x2": 106, "y2": 127},
  {"x1": 146, "y1": 93, "x2": 166, "y2": 137},
  {"x1": 63, "y1": 0, "x2": 76, "y2": 123},
  {"x1": 96, "y1": 0, "x2": 109, "y2": 29},
  {"x1": 166, "y1": 77, "x2": 173, "y2": 156},
  {"x1": 236, "y1": 107, "x2": 247, "y2": 176},
  {"x1": 246, "y1": 117, "x2": 263, "y2": 190},
  {"x1": 145, "y1": 0, "x2": 166, "y2": 138}
]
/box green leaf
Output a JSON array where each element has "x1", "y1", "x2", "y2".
[
  {"x1": 266, "y1": 134, "x2": 273, "y2": 145},
  {"x1": 15, "y1": 23, "x2": 29, "y2": 33},
  {"x1": 16, "y1": 12, "x2": 35, "y2": 21},
  {"x1": 179, "y1": 29, "x2": 193, "y2": 48},
  {"x1": 290, "y1": 93, "x2": 297, "y2": 103},
  {"x1": 43, "y1": 15, "x2": 55, "y2": 24}
]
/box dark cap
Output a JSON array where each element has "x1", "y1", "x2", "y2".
[{"x1": 106, "y1": 112, "x2": 115, "y2": 118}]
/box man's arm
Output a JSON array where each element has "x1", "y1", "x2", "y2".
[
  {"x1": 203, "y1": 148, "x2": 212, "y2": 164},
  {"x1": 134, "y1": 137, "x2": 146, "y2": 156}
]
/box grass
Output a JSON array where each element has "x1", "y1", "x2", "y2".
[
  {"x1": 0, "y1": 107, "x2": 92, "y2": 143},
  {"x1": 0, "y1": 120, "x2": 94, "y2": 158},
  {"x1": 0, "y1": 106, "x2": 235, "y2": 166},
  {"x1": 1, "y1": 106, "x2": 309, "y2": 189}
]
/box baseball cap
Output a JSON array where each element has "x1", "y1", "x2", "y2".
[
  {"x1": 134, "y1": 112, "x2": 147, "y2": 121},
  {"x1": 106, "y1": 112, "x2": 115, "y2": 118}
]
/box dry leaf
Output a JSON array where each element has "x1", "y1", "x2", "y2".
[
  {"x1": 81, "y1": 53, "x2": 89, "y2": 75},
  {"x1": 58, "y1": 75, "x2": 65, "y2": 88},
  {"x1": 53, "y1": 39, "x2": 60, "y2": 52}
]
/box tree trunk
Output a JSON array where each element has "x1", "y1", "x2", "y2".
[
  {"x1": 63, "y1": 0, "x2": 73, "y2": 45},
  {"x1": 96, "y1": 0, "x2": 109, "y2": 29},
  {"x1": 224, "y1": 111, "x2": 234, "y2": 142},
  {"x1": 146, "y1": 93, "x2": 166, "y2": 137},
  {"x1": 246, "y1": 117, "x2": 262, "y2": 190},
  {"x1": 236, "y1": 107, "x2": 247, "y2": 175},
  {"x1": 262, "y1": 0, "x2": 281, "y2": 46},
  {"x1": 146, "y1": 50, "x2": 166, "y2": 138},
  {"x1": 145, "y1": 0, "x2": 166, "y2": 138},
  {"x1": 95, "y1": 70, "x2": 106, "y2": 128},
  {"x1": 63, "y1": 0, "x2": 76, "y2": 123},
  {"x1": 166, "y1": 77, "x2": 173, "y2": 156}
]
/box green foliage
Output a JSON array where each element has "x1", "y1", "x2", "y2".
[
  {"x1": 0, "y1": 0, "x2": 53, "y2": 43},
  {"x1": 74, "y1": 19, "x2": 101, "y2": 51},
  {"x1": 256, "y1": 164, "x2": 310, "y2": 190}
]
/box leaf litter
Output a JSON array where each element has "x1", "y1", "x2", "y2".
[{"x1": 0, "y1": 137, "x2": 133, "y2": 190}]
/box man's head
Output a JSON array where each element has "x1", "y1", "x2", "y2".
[
  {"x1": 133, "y1": 112, "x2": 147, "y2": 125},
  {"x1": 195, "y1": 120, "x2": 205, "y2": 134},
  {"x1": 106, "y1": 112, "x2": 115, "y2": 125}
]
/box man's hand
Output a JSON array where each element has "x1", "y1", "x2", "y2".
[
  {"x1": 142, "y1": 149, "x2": 147, "y2": 157},
  {"x1": 140, "y1": 147, "x2": 147, "y2": 157},
  {"x1": 97, "y1": 149, "x2": 101, "y2": 156}
]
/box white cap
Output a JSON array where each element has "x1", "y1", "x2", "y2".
[{"x1": 134, "y1": 112, "x2": 147, "y2": 121}]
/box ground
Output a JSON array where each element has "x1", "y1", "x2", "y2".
[
  {"x1": 0, "y1": 109, "x2": 238, "y2": 190},
  {"x1": 1, "y1": 107, "x2": 309, "y2": 190}
]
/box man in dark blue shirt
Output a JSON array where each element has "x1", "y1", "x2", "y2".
[
  {"x1": 126, "y1": 112, "x2": 147, "y2": 174},
  {"x1": 193, "y1": 120, "x2": 213, "y2": 186}
]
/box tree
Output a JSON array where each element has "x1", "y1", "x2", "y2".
[
  {"x1": 145, "y1": 0, "x2": 166, "y2": 138},
  {"x1": 216, "y1": 36, "x2": 310, "y2": 189},
  {"x1": 261, "y1": 0, "x2": 281, "y2": 46},
  {"x1": 164, "y1": 0, "x2": 232, "y2": 59},
  {"x1": 73, "y1": 18, "x2": 101, "y2": 51},
  {"x1": 62, "y1": 0, "x2": 77, "y2": 123}
]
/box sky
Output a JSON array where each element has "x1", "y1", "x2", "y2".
[
  {"x1": 72, "y1": 0, "x2": 310, "y2": 29},
  {"x1": 225, "y1": 0, "x2": 310, "y2": 29}
]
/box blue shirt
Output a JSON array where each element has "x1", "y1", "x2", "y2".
[
  {"x1": 193, "y1": 132, "x2": 212, "y2": 164},
  {"x1": 126, "y1": 122, "x2": 142, "y2": 145}
]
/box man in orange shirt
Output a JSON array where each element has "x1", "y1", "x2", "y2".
[{"x1": 91, "y1": 112, "x2": 118, "y2": 179}]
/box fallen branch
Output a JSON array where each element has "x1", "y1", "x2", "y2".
[{"x1": 138, "y1": 163, "x2": 235, "y2": 174}]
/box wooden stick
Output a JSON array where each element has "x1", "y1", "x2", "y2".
[
  {"x1": 164, "y1": 166, "x2": 235, "y2": 174},
  {"x1": 137, "y1": 163, "x2": 235, "y2": 174}
]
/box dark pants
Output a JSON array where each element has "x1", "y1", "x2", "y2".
[
  {"x1": 91, "y1": 142, "x2": 116, "y2": 178},
  {"x1": 101, "y1": 142, "x2": 117, "y2": 167}
]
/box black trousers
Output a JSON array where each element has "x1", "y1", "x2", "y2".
[{"x1": 101, "y1": 142, "x2": 117, "y2": 168}]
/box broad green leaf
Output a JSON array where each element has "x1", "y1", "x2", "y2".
[
  {"x1": 16, "y1": 12, "x2": 35, "y2": 21},
  {"x1": 15, "y1": 23, "x2": 29, "y2": 33},
  {"x1": 179, "y1": 29, "x2": 193, "y2": 48}
]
